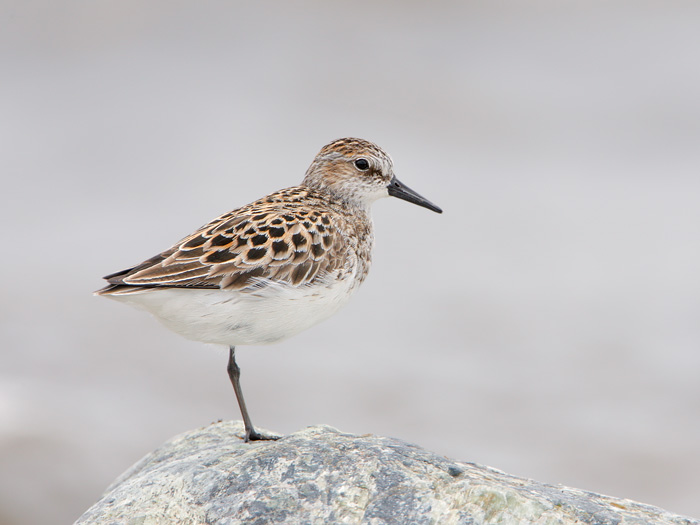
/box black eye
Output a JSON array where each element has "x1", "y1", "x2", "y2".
[{"x1": 354, "y1": 158, "x2": 370, "y2": 171}]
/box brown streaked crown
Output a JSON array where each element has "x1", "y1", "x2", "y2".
[{"x1": 315, "y1": 137, "x2": 390, "y2": 159}]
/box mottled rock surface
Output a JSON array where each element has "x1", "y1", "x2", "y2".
[{"x1": 77, "y1": 422, "x2": 697, "y2": 524}]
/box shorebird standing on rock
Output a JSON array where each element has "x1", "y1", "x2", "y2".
[{"x1": 97, "y1": 137, "x2": 442, "y2": 442}]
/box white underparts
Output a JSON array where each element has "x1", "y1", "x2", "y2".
[{"x1": 103, "y1": 274, "x2": 359, "y2": 346}]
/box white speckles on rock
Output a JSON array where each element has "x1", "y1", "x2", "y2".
[{"x1": 76, "y1": 422, "x2": 698, "y2": 525}]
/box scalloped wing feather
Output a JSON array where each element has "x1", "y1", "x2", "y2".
[{"x1": 98, "y1": 187, "x2": 348, "y2": 294}]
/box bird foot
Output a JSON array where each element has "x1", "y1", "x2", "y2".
[{"x1": 244, "y1": 429, "x2": 282, "y2": 443}]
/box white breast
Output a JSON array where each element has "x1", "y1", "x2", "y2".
[{"x1": 103, "y1": 274, "x2": 359, "y2": 347}]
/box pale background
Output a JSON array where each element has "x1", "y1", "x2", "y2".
[{"x1": 2, "y1": 2, "x2": 699, "y2": 523}]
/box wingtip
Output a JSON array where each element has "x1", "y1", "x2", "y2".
[{"x1": 94, "y1": 284, "x2": 115, "y2": 296}]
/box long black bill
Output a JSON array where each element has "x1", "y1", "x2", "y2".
[{"x1": 387, "y1": 176, "x2": 443, "y2": 214}]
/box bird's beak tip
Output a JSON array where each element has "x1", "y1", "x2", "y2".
[{"x1": 387, "y1": 177, "x2": 442, "y2": 214}]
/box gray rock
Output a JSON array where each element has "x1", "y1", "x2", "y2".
[{"x1": 77, "y1": 422, "x2": 698, "y2": 524}]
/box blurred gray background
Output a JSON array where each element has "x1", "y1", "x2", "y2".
[{"x1": 2, "y1": 1, "x2": 699, "y2": 523}]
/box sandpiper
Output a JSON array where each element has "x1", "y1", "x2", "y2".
[{"x1": 97, "y1": 137, "x2": 442, "y2": 441}]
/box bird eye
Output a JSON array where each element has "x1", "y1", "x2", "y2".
[{"x1": 354, "y1": 158, "x2": 370, "y2": 171}]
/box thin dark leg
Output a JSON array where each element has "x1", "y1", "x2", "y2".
[{"x1": 227, "y1": 346, "x2": 279, "y2": 442}]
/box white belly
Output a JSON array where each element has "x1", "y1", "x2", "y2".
[{"x1": 103, "y1": 276, "x2": 358, "y2": 346}]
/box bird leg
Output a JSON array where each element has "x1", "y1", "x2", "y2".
[{"x1": 227, "y1": 346, "x2": 279, "y2": 442}]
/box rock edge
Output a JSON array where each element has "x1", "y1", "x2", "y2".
[{"x1": 76, "y1": 421, "x2": 698, "y2": 524}]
